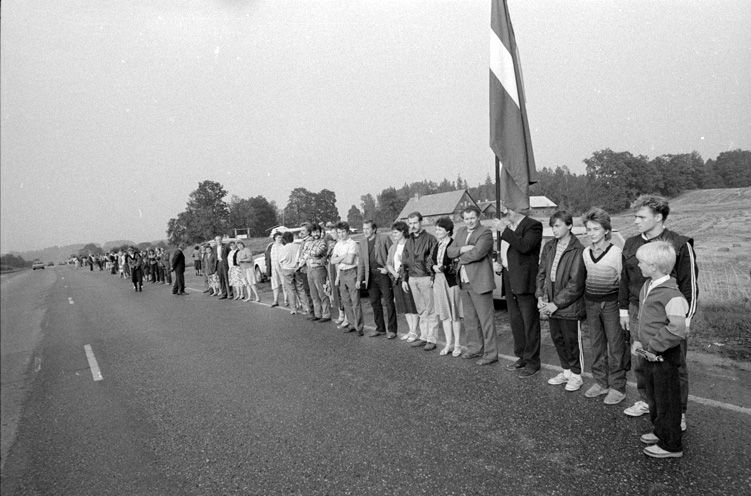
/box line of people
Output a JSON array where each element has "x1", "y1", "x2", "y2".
[
  {"x1": 107, "y1": 194, "x2": 696, "y2": 460},
  {"x1": 91, "y1": 245, "x2": 189, "y2": 295}
]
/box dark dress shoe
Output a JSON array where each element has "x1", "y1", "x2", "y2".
[
  {"x1": 477, "y1": 357, "x2": 499, "y2": 366},
  {"x1": 317, "y1": 317, "x2": 331, "y2": 323},
  {"x1": 505, "y1": 360, "x2": 526, "y2": 371},
  {"x1": 358, "y1": 331, "x2": 364, "y2": 337},
  {"x1": 386, "y1": 332, "x2": 397, "y2": 339},
  {"x1": 462, "y1": 352, "x2": 482, "y2": 359},
  {"x1": 270, "y1": 302, "x2": 279, "y2": 308},
  {"x1": 423, "y1": 343, "x2": 436, "y2": 351},
  {"x1": 345, "y1": 328, "x2": 357, "y2": 333},
  {"x1": 367, "y1": 331, "x2": 385, "y2": 338},
  {"x1": 218, "y1": 296, "x2": 227, "y2": 300},
  {"x1": 410, "y1": 340, "x2": 426, "y2": 347},
  {"x1": 518, "y1": 367, "x2": 540, "y2": 378},
  {"x1": 309, "y1": 316, "x2": 320, "y2": 321}
]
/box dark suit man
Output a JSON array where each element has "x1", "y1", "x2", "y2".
[
  {"x1": 171, "y1": 244, "x2": 187, "y2": 295},
  {"x1": 494, "y1": 208, "x2": 543, "y2": 377},
  {"x1": 214, "y1": 235, "x2": 231, "y2": 299},
  {"x1": 358, "y1": 220, "x2": 397, "y2": 338},
  {"x1": 447, "y1": 206, "x2": 498, "y2": 365}
]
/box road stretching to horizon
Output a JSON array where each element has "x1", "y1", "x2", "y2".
[{"x1": 1, "y1": 267, "x2": 750, "y2": 495}]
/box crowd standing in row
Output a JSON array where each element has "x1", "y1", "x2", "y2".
[
  {"x1": 79, "y1": 245, "x2": 188, "y2": 295},
  {"x1": 86, "y1": 195, "x2": 697, "y2": 459}
]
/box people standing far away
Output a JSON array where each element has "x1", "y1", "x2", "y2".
[
  {"x1": 171, "y1": 243, "x2": 187, "y2": 295},
  {"x1": 192, "y1": 245, "x2": 202, "y2": 276},
  {"x1": 492, "y1": 205, "x2": 543, "y2": 377},
  {"x1": 581, "y1": 207, "x2": 627, "y2": 406},
  {"x1": 619, "y1": 195, "x2": 698, "y2": 432},
  {"x1": 330, "y1": 221, "x2": 364, "y2": 336},
  {"x1": 214, "y1": 235, "x2": 231, "y2": 299},
  {"x1": 358, "y1": 220, "x2": 397, "y2": 339},
  {"x1": 535, "y1": 211, "x2": 586, "y2": 390},
  {"x1": 400, "y1": 212, "x2": 439, "y2": 351},
  {"x1": 447, "y1": 206, "x2": 497, "y2": 364}
]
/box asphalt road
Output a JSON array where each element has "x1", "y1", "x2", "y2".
[{"x1": 1, "y1": 267, "x2": 750, "y2": 495}]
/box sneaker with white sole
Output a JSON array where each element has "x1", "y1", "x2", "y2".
[
  {"x1": 564, "y1": 374, "x2": 584, "y2": 392},
  {"x1": 547, "y1": 371, "x2": 569, "y2": 385},
  {"x1": 584, "y1": 384, "x2": 609, "y2": 398},
  {"x1": 681, "y1": 413, "x2": 687, "y2": 432},
  {"x1": 604, "y1": 389, "x2": 627, "y2": 405},
  {"x1": 643, "y1": 444, "x2": 683, "y2": 458},
  {"x1": 640, "y1": 432, "x2": 659, "y2": 445},
  {"x1": 624, "y1": 400, "x2": 650, "y2": 417}
]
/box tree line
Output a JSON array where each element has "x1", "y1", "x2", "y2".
[{"x1": 163, "y1": 149, "x2": 748, "y2": 244}]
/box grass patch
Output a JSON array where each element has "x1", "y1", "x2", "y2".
[{"x1": 690, "y1": 303, "x2": 751, "y2": 361}]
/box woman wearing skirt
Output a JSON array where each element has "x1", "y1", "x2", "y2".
[
  {"x1": 386, "y1": 221, "x2": 419, "y2": 340},
  {"x1": 431, "y1": 217, "x2": 463, "y2": 356}
]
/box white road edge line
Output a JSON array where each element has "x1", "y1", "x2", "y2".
[
  {"x1": 500, "y1": 353, "x2": 751, "y2": 416},
  {"x1": 186, "y1": 287, "x2": 751, "y2": 416},
  {"x1": 83, "y1": 344, "x2": 103, "y2": 382}
]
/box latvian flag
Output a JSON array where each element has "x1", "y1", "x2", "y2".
[{"x1": 490, "y1": 0, "x2": 537, "y2": 211}]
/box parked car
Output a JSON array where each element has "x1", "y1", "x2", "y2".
[{"x1": 32, "y1": 259, "x2": 45, "y2": 270}]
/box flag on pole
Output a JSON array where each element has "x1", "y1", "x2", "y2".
[{"x1": 490, "y1": 0, "x2": 537, "y2": 211}]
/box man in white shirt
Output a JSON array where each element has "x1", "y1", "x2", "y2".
[{"x1": 330, "y1": 221, "x2": 364, "y2": 335}]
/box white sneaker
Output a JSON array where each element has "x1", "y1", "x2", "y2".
[
  {"x1": 681, "y1": 413, "x2": 687, "y2": 432},
  {"x1": 547, "y1": 371, "x2": 569, "y2": 385},
  {"x1": 406, "y1": 336, "x2": 417, "y2": 343},
  {"x1": 565, "y1": 374, "x2": 584, "y2": 391},
  {"x1": 584, "y1": 384, "x2": 609, "y2": 398},
  {"x1": 624, "y1": 400, "x2": 650, "y2": 417}
]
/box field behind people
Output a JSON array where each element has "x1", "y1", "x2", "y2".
[{"x1": 611, "y1": 187, "x2": 751, "y2": 360}]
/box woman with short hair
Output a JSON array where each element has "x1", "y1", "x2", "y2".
[
  {"x1": 227, "y1": 241, "x2": 244, "y2": 300},
  {"x1": 581, "y1": 207, "x2": 627, "y2": 405},
  {"x1": 236, "y1": 241, "x2": 260, "y2": 302},
  {"x1": 386, "y1": 221, "x2": 419, "y2": 340},
  {"x1": 536, "y1": 210, "x2": 587, "y2": 392},
  {"x1": 431, "y1": 217, "x2": 463, "y2": 356}
]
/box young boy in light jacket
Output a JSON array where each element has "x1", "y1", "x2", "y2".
[{"x1": 631, "y1": 241, "x2": 689, "y2": 459}]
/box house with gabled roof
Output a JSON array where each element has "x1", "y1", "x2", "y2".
[
  {"x1": 478, "y1": 196, "x2": 558, "y2": 218},
  {"x1": 396, "y1": 189, "x2": 480, "y2": 224}
]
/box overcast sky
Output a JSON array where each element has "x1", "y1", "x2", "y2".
[{"x1": 2, "y1": 0, "x2": 749, "y2": 253}]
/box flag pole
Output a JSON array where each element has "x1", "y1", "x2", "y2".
[{"x1": 495, "y1": 155, "x2": 502, "y2": 254}]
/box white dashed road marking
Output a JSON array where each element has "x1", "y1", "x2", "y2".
[
  {"x1": 83, "y1": 345, "x2": 103, "y2": 381},
  {"x1": 68, "y1": 297, "x2": 74, "y2": 304}
]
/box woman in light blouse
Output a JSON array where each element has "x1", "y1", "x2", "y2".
[
  {"x1": 227, "y1": 241, "x2": 244, "y2": 301},
  {"x1": 431, "y1": 217, "x2": 463, "y2": 356},
  {"x1": 386, "y1": 221, "x2": 419, "y2": 340},
  {"x1": 236, "y1": 241, "x2": 260, "y2": 302}
]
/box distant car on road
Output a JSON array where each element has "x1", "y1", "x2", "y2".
[{"x1": 32, "y1": 260, "x2": 45, "y2": 270}]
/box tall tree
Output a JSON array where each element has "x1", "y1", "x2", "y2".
[
  {"x1": 376, "y1": 187, "x2": 407, "y2": 227},
  {"x1": 167, "y1": 180, "x2": 230, "y2": 244},
  {"x1": 713, "y1": 149, "x2": 751, "y2": 187},
  {"x1": 315, "y1": 189, "x2": 339, "y2": 224},
  {"x1": 360, "y1": 193, "x2": 377, "y2": 221},
  {"x1": 347, "y1": 205, "x2": 364, "y2": 229},
  {"x1": 283, "y1": 187, "x2": 316, "y2": 226}
]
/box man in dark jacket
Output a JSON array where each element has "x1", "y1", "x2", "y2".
[
  {"x1": 171, "y1": 243, "x2": 187, "y2": 295},
  {"x1": 213, "y1": 235, "x2": 231, "y2": 299},
  {"x1": 494, "y1": 207, "x2": 543, "y2": 377},
  {"x1": 619, "y1": 195, "x2": 698, "y2": 429},
  {"x1": 358, "y1": 220, "x2": 396, "y2": 338}
]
